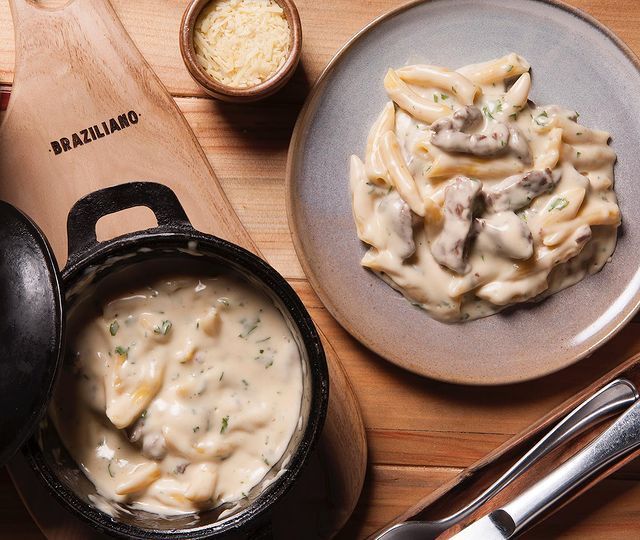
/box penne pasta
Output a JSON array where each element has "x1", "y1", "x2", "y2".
[
  {"x1": 541, "y1": 187, "x2": 587, "y2": 228},
  {"x1": 534, "y1": 127, "x2": 563, "y2": 169},
  {"x1": 456, "y1": 53, "x2": 530, "y2": 85},
  {"x1": 379, "y1": 130, "x2": 426, "y2": 215},
  {"x1": 542, "y1": 202, "x2": 620, "y2": 246},
  {"x1": 475, "y1": 270, "x2": 549, "y2": 306},
  {"x1": 395, "y1": 64, "x2": 479, "y2": 105},
  {"x1": 349, "y1": 154, "x2": 379, "y2": 244},
  {"x1": 384, "y1": 68, "x2": 452, "y2": 123},
  {"x1": 426, "y1": 151, "x2": 526, "y2": 180},
  {"x1": 562, "y1": 142, "x2": 617, "y2": 170},
  {"x1": 365, "y1": 101, "x2": 395, "y2": 182},
  {"x1": 498, "y1": 73, "x2": 530, "y2": 119},
  {"x1": 542, "y1": 113, "x2": 610, "y2": 145},
  {"x1": 115, "y1": 463, "x2": 161, "y2": 496}
]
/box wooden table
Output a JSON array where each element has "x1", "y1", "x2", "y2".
[{"x1": 2, "y1": 0, "x2": 640, "y2": 538}]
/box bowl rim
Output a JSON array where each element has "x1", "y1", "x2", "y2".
[
  {"x1": 22, "y1": 226, "x2": 329, "y2": 539},
  {"x1": 179, "y1": 0, "x2": 302, "y2": 101}
]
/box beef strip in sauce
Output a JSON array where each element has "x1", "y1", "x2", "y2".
[
  {"x1": 431, "y1": 176, "x2": 482, "y2": 273},
  {"x1": 483, "y1": 168, "x2": 555, "y2": 212},
  {"x1": 377, "y1": 191, "x2": 416, "y2": 259},
  {"x1": 431, "y1": 106, "x2": 511, "y2": 157}
]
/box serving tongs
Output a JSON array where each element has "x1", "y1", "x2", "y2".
[{"x1": 375, "y1": 378, "x2": 639, "y2": 539}]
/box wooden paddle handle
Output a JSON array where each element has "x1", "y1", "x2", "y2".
[
  {"x1": 65, "y1": 182, "x2": 194, "y2": 264},
  {"x1": 9, "y1": 0, "x2": 84, "y2": 25}
]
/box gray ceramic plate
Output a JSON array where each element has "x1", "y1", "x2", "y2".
[{"x1": 286, "y1": 0, "x2": 640, "y2": 384}]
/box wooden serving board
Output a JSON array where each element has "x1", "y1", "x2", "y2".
[
  {"x1": 374, "y1": 352, "x2": 640, "y2": 538},
  {"x1": 0, "y1": 0, "x2": 365, "y2": 537}
]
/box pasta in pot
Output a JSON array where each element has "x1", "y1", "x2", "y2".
[
  {"x1": 350, "y1": 54, "x2": 621, "y2": 322},
  {"x1": 51, "y1": 275, "x2": 303, "y2": 514}
]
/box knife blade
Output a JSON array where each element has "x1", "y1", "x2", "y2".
[
  {"x1": 451, "y1": 398, "x2": 640, "y2": 539},
  {"x1": 449, "y1": 508, "x2": 516, "y2": 539}
]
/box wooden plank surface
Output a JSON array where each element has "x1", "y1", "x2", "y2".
[{"x1": 2, "y1": 0, "x2": 640, "y2": 538}]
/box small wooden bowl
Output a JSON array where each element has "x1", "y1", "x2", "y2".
[{"x1": 180, "y1": 0, "x2": 302, "y2": 102}]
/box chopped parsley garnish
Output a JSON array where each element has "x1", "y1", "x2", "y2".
[
  {"x1": 154, "y1": 320, "x2": 172, "y2": 335},
  {"x1": 577, "y1": 151, "x2": 582, "y2": 158},
  {"x1": 109, "y1": 321, "x2": 119, "y2": 336},
  {"x1": 534, "y1": 111, "x2": 549, "y2": 126},
  {"x1": 548, "y1": 197, "x2": 569, "y2": 212},
  {"x1": 482, "y1": 105, "x2": 494, "y2": 120},
  {"x1": 115, "y1": 346, "x2": 129, "y2": 359},
  {"x1": 433, "y1": 93, "x2": 439, "y2": 103},
  {"x1": 440, "y1": 93, "x2": 448, "y2": 100},
  {"x1": 509, "y1": 112, "x2": 518, "y2": 120},
  {"x1": 239, "y1": 317, "x2": 261, "y2": 339},
  {"x1": 451, "y1": 85, "x2": 458, "y2": 94},
  {"x1": 220, "y1": 415, "x2": 229, "y2": 434},
  {"x1": 193, "y1": 426, "x2": 200, "y2": 433},
  {"x1": 219, "y1": 371, "x2": 224, "y2": 381}
]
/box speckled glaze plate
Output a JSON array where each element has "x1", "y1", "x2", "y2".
[{"x1": 286, "y1": 0, "x2": 640, "y2": 384}]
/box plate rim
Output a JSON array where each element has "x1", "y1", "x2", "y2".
[{"x1": 285, "y1": 0, "x2": 640, "y2": 385}]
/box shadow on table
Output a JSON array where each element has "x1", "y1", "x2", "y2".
[
  {"x1": 363, "y1": 322, "x2": 640, "y2": 411},
  {"x1": 209, "y1": 60, "x2": 313, "y2": 152}
]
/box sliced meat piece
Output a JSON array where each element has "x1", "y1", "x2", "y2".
[
  {"x1": 431, "y1": 176, "x2": 482, "y2": 273},
  {"x1": 431, "y1": 105, "x2": 510, "y2": 157},
  {"x1": 484, "y1": 168, "x2": 555, "y2": 212},
  {"x1": 377, "y1": 191, "x2": 416, "y2": 259},
  {"x1": 142, "y1": 432, "x2": 167, "y2": 460},
  {"x1": 474, "y1": 212, "x2": 533, "y2": 260},
  {"x1": 431, "y1": 105, "x2": 483, "y2": 133}
]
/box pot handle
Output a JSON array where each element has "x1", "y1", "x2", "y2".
[{"x1": 66, "y1": 182, "x2": 194, "y2": 263}]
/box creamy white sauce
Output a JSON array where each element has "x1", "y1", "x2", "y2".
[
  {"x1": 51, "y1": 275, "x2": 303, "y2": 515},
  {"x1": 350, "y1": 54, "x2": 621, "y2": 322}
]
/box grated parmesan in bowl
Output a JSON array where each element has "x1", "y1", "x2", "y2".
[{"x1": 193, "y1": 0, "x2": 292, "y2": 89}]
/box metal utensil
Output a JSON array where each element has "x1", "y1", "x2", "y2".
[
  {"x1": 375, "y1": 379, "x2": 638, "y2": 540},
  {"x1": 452, "y1": 387, "x2": 640, "y2": 538}
]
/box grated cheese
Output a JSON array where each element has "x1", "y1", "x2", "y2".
[{"x1": 194, "y1": 0, "x2": 291, "y2": 89}]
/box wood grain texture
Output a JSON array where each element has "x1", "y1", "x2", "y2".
[
  {"x1": 374, "y1": 354, "x2": 640, "y2": 537},
  {"x1": 0, "y1": 0, "x2": 364, "y2": 537},
  {"x1": 2, "y1": 0, "x2": 640, "y2": 538}
]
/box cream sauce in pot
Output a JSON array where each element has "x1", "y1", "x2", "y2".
[{"x1": 51, "y1": 275, "x2": 303, "y2": 515}]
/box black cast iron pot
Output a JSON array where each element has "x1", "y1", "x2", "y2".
[{"x1": 18, "y1": 182, "x2": 329, "y2": 539}]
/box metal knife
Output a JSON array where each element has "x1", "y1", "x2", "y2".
[{"x1": 451, "y1": 397, "x2": 640, "y2": 539}]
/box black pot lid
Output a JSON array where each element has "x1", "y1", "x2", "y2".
[{"x1": 0, "y1": 201, "x2": 63, "y2": 466}]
